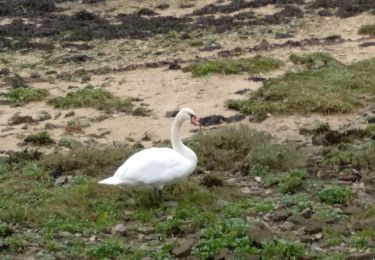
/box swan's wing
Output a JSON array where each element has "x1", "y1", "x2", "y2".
[{"x1": 113, "y1": 148, "x2": 193, "y2": 186}]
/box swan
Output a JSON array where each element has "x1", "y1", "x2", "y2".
[{"x1": 98, "y1": 108, "x2": 200, "y2": 197}]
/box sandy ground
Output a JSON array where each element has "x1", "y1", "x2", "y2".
[{"x1": 0, "y1": 1, "x2": 374, "y2": 152}]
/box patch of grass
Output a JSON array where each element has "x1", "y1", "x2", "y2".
[
  {"x1": 64, "y1": 118, "x2": 91, "y2": 134},
  {"x1": 289, "y1": 52, "x2": 337, "y2": 69},
  {"x1": 184, "y1": 55, "x2": 283, "y2": 77},
  {"x1": 6, "y1": 87, "x2": 49, "y2": 106},
  {"x1": 5, "y1": 74, "x2": 28, "y2": 88},
  {"x1": 48, "y1": 86, "x2": 132, "y2": 113},
  {"x1": 279, "y1": 194, "x2": 312, "y2": 213},
  {"x1": 191, "y1": 218, "x2": 253, "y2": 258},
  {"x1": 88, "y1": 239, "x2": 126, "y2": 258},
  {"x1": 318, "y1": 186, "x2": 352, "y2": 204},
  {"x1": 24, "y1": 131, "x2": 55, "y2": 146},
  {"x1": 262, "y1": 239, "x2": 305, "y2": 259},
  {"x1": 351, "y1": 228, "x2": 375, "y2": 249},
  {"x1": 254, "y1": 201, "x2": 275, "y2": 214},
  {"x1": 227, "y1": 55, "x2": 375, "y2": 114},
  {"x1": 188, "y1": 125, "x2": 306, "y2": 172},
  {"x1": 278, "y1": 169, "x2": 306, "y2": 194},
  {"x1": 358, "y1": 24, "x2": 375, "y2": 36},
  {"x1": 41, "y1": 145, "x2": 133, "y2": 177},
  {"x1": 0, "y1": 221, "x2": 12, "y2": 237}
]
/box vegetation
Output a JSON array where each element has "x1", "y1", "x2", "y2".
[
  {"x1": 48, "y1": 86, "x2": 132, "y2": 113},
  {"x1": 227, "y1": 54, "x2": 375, "y2": 114},
  {"x1": 24, "y1": 131, "x2": 55, "y2": 146},
  {"x1": 184, "y1": 56, "x2": 283, "y2": 77},
  {"x1": 358, "y1": 24, "x2": 375, "y2": 36},
  {"x1": 318, "y1": 186, "x2": 352, "y2": 204},
  {"x1": 6, "y1": 87, "x2": 49, "y2": 106}
]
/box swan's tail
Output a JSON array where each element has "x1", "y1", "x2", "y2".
[{"x1": 98, "y1": 176, "x2": 123, "y2": 185}]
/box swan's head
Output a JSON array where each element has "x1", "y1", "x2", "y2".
[{"x1": 178, "y1": 108, "x2": 200, "y2": 126}]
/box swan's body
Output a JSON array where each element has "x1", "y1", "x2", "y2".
[{"x1": 99, "y1": 108, "x2": 200, "y2": 190}]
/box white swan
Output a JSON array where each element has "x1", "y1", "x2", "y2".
[{"x1": 98, "y1": 108, "x2": 200, "y2": 195}]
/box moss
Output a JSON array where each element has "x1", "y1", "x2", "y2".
[
  {"x1": 227, "y1": 55, "x2": 375, "y2": 114},
  {"x1": 6, "y1": 87, "x2": 49, "y2": 106},
  {"x1": 358, "y1": 24, "x2": 375, "y2": 36},
  {"x1": 48, "y1": 86, "x2": 132, "y2": 113},
  {"x1": 184, "y1": 56, "x2": 283, "y2": 77}
]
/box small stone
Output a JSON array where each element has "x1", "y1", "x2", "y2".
[
  {"x1": 37, "y1": 251, "x2": 44, "y2": 257},
  {"x1": 0, "y1": 242, "x2": 10, "y2": 251},
  {"x1": 241, "y1": 187, "x2": 252, "y2": 194},
  {"x1": 314, "y1": 232, "x2": 323, "y2": 240},
  {"x1": 35, "y1": 111, "x2": 51, "y2": 122},
  {"x1": 304, "y1": 223, "x2": 322, "y2": 234},
  {"x1": 58, "y1": 231, "x2": 72, "y2": 238},
  {"x1": 347, "y1": 252, "x2": 375, "y2": 260},
  {"x1": 164, "y1": 201, "x2": 178, "y2": 207},
  {"x1": 55, "y1": 176, "x2": 68, "y2": 185},
  {"x1": 55, "y1": 111, "x2": 62, "y2": 119},
  {"x1": 111, "y1": 224, "x2": 126, "y2": 236},
  {"x1": 0, "y1": 153, "x2": 9, "y2": 164},
  {"x1": 248, "y1": 222, "x2": 274, "y2": 245},
  {"x1": 214, "y1": 248, "x2": 230, "y2": 260},
  {"x1": 249, "y1": 111, "x2": 268, "y2": 123},
  {"x1": 263, "y1": 213, "x2": 272, "y2": 222},
  {"x1": 89, "y1": 235, "x2": 96, "y2": 242},
  {"x1": 45, "y1": 123, "x2": 58, "y2": 129},
  {"x1": 273, "y1": 210, "x2": 292, "y2": 221},
  {"x1": 171, "y1": 239, "x2": 196, "y2": 257},
  {"x1": 280, "y1": 221, "x2": 294, "y2": 231},
  {"x1": 301, "y1": 208, "x2": 313, "y2": 219},
  {"x1": 254, "y1": 176, "x2": 262, "y2": 182},
  {"x1": 65, "y1": 111, "x2": 75, "y2": 118}
]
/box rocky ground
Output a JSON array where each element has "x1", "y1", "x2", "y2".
[{"x1": 0, "y1": 0, "x2": 375, "y2": 259}]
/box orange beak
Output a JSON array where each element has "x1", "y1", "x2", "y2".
[{"x1": 191, "y1": 116, "x2": 200, "y2": 126}]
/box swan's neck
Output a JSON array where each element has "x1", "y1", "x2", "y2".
[{"x1": 171, "y1": 117, "x2": 197, "y2": 164}]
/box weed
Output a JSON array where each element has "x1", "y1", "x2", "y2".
[
  {"x1": 262, "y1": 239, "x2": 305, "y2": 259},
  {"x1": 318, "y1": 186, "x2": 352, "y2": 204},
  {"x1": 0, "y1": 221, "x2": 12, "y2": 237},
  {"x1": 358, "y1": 24, "x2": 375, "y2": 36},
  {"x1": 131, "y1": 107, "x2": 151, "y2": 117},
  {"x1": 254, "y1": 201, "x2": 274, "y2": 214},
  {"x1": 227, "y1": 56, "x2": 375, "y2": 114},
  {"x1": 184, "y1": 56, "x2": 283, "y2": 77},
  {"x1": 191, "y1": 218, "x2": 253, "y2": 258},
  {"x1": 48, "y1": 86, "x2": 132, "y2": 113},
  {"x1": 289, "y1": 52, "x2": 337, "y2": 69},
  {"x1": 88, "y1": 239, "x2": 126, "y2": 258},
  {"x1": 201, "y1": 174, "x2": 224, "y2": 187},
  {"x1": 6, "y1": 87, "x2": 49, "y2": 106},
  {"x1": 351, "y1": 228, "x2": 375, "y2": 249},
  {"x1": 24, "y1": 131, "x2": 55, "y2": 146},
  {"x1": 278, "y1": 169, "x2": 306, "y2": 194},
  {"x1": 280, "y1": 194, "x2": 312, "y2": 213}
]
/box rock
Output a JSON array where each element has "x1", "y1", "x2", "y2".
[
  {"x1": 8, "y1": 115, "x2": 35, "y2": 125},
  {"x1": 247, "y1": 76, "x2": 267, "y2": 82},
  {"x1": 111, "y1": 224, "x2": 126, "y2": 236},
  {"x1": 54, "y1": 111, "x2": 62, "y2": 119},
  {"x1": 166, "y1": 109, "x2": 179, "y2": 118},
  {"x1": 280, "y1": 221, "x2": 294, "y2": 231},
  {"x1": 249, "y1": 111, "x2": 268, "y2": 123},
  {"x1": 214, "y1": 248, "x2": 230, "y2": 260},
  {"x1": 63, "y1": 54, "x2": 93, "y2": 63},
  {"x1": 301, "y1": 208, "x2": 313, "y2": 219},
  {"x1": 200, "y1": 115, "x2": 226, "y2": 126},
  {"x1": 352, "y1": 219, "x2": 375, "y2": 231},
  {"x1": 0, "y1": 153, "x2": 9, "y2": 164},
  {"x1": 55, "y1": 176, "x2": 69, "y2": 186},
  {"x1": 164, "y1": 201, "x2": 178, "y2": 207},
  {"x1": 64, "y1": 111, "x2": 75, "y2": 118},
  {"x1": 137, "y1": 7, "x2": 158, "y2": 16},
  {"x1": 272, "y1": 210, "x2": 291, "y2": 221},
  {"x1": 58, "y1": 231, "x2": 72, "y2": 238},
  {"x1": 304, "y1": 223, "x2": 322, "y2": 234},
  {"x1": 346, "y1": 252, "x2": 375, "y2": 260},
  {"x1": 45, "y1": 123, "x2": 59, "y2": 129},
  {"x1": 314, "y1": 232, "x2": 323, "y2": 240},
  {"x1": 168, "y1": 60, "x2": 181, "y2": 70},
  {"x1": 299, "y1": 120, "x2": 329, "y2": 135},
  {"x1": 171, "y1": 239, "x2": 196, "y2": 258},
  {"x1": 224, "y1": 114, "x2": 246, "y2": 123},
  {"x1": 35, "y1": 111, "x2": 51, "y2": 122},
  {"x1": 248, "y1": 222, "x2": 274, "y2": 246}
]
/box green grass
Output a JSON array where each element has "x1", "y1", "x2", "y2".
[
  {"x1": 318, "y1": 186, "x2": 352, "y2": 204},
  {"x1": 262, "y1": 239, "x2": 305, "y2": 259},
  {"x1": 278, "y1": 169, "x2": 306, "y2": 194},
  {"x1": 184, "y1": 56, "x2": 283, "y2": 77},
  {"x1": 358, "y1": 24, "x2": 375, "y2": 36},
  {"x1": 6, "y1": 87, "x2": 49, "y2": 106},
  {"x1": 48, "y1": 86, "x2": 132, "y2": 113},
  {"x1": 227, "y1": 55, "x2": 375, "y2": 114}
]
